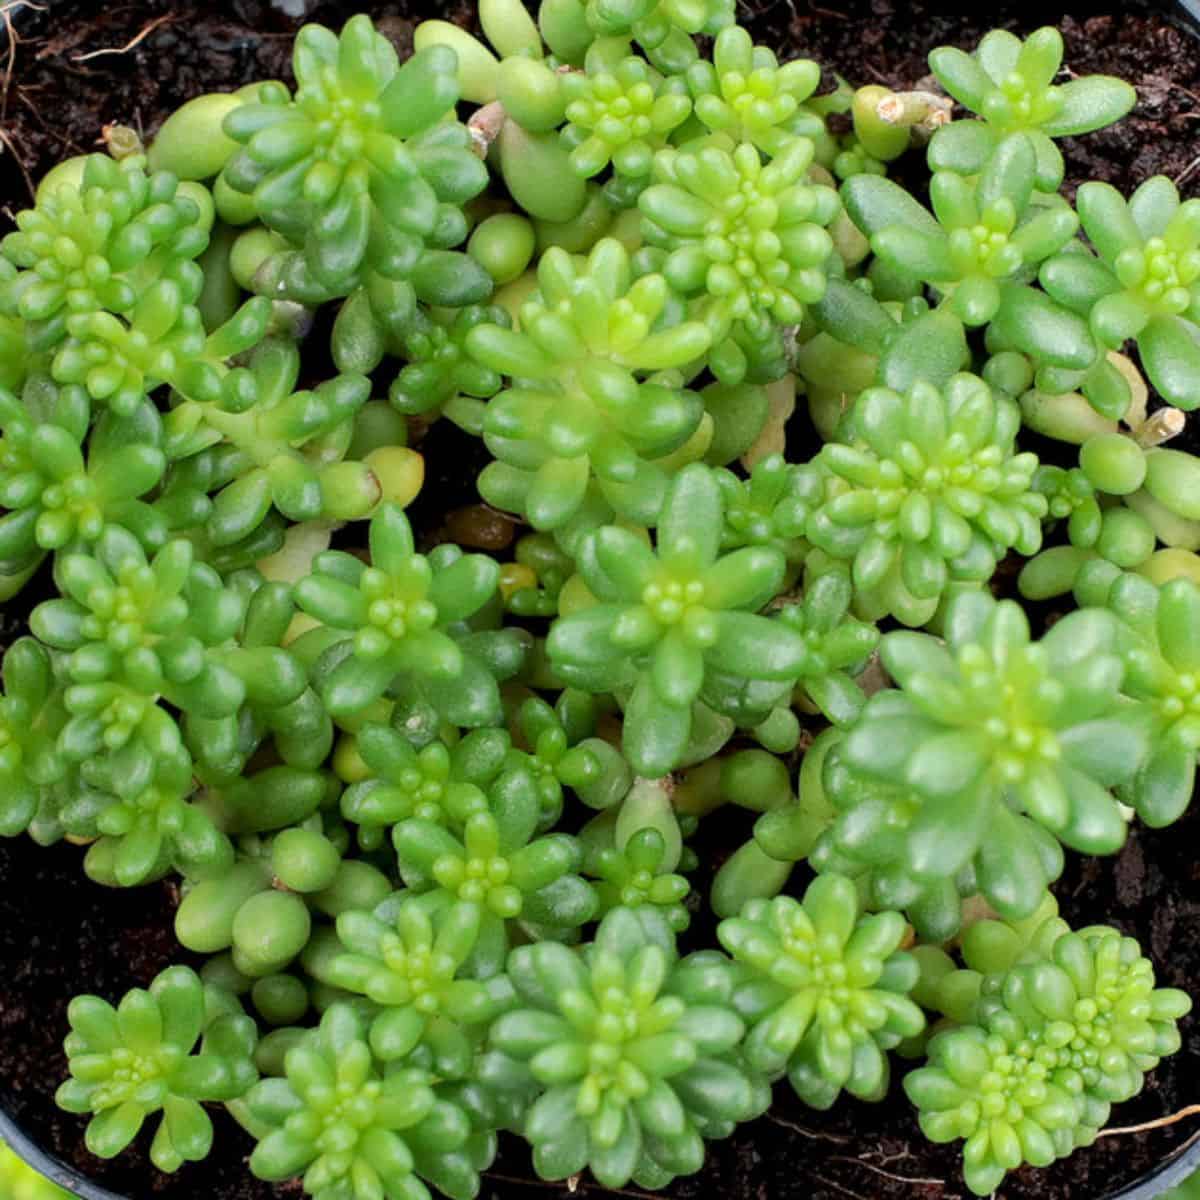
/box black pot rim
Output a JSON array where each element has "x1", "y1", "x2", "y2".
[{"x1": 3, "y1": 0, "x2": 1200, "y2": 1198}]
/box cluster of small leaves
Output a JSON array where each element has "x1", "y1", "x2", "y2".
[
  {"x1": 8, "y1": 8, "x2": 1194, "y2": 1200},
  {"x1": 907, "y1": 909, "x2": 1190, "y2": 1195}
]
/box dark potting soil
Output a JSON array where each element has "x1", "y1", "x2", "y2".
[{"x1": 1, "y1": 1, "x2": 1199, "y2": 1199}]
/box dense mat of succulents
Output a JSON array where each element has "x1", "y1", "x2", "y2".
[{"x1": 1, "y1": 3, "x2": 1198, "y2": 1197}]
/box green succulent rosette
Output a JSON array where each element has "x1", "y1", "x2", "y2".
[
  {"x1": 837, "y1": 590, "x2": 1149, "y2": 922},
  {"x1": 294, "y1": 502, "x2": 522, "y2": 727},
  {"x1": 245, "y1": 1003, "x2": 486, "y2": 1200},
  {"x1": 486, "y1": 906, "x2": 766, "y2": 1189},
  {"x1": 807, "y1": 372, "x2": 1047, "y2": 625},
  {"x1": 547, "y1": 463, "x2": 809, "y2": 776},
  {"x1": 639, "y1": 137, "x2": 838, "y2": 384},
  {"x1": 468, "y1": 237, "x2": 711, "y2": 539},
  {"x1": 57, "y1": 966, "x2": 258, "y2": 1172},
  {"x1": 221, "y1": 16, "x2": 492, "y2": 373},
  {"x1": 718, "y1": 875, "x2": 925, "y2": 1109}
]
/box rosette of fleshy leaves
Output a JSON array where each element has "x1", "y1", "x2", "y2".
[
  {"x1": 1093, "y1": 573, "x2": 1200, "y2": 827},
  {"x1": 466, "y1": 237, "x2": 711, "y2": 540},
  {"x1": 1038, "y1": 177, "x2": 1200, "y2": 411},
  {"x1": 0, "y1": 637, "x2": 75, "y2": 843},
  {"x1": 502, "y1": 693, "x2": 633, "y2": 827},
  {"x1": 771, "y1": 566, "x2": 880, "y2": 727},
  {"x1": 586, "y1": 826, "x2": 693, "y2": 932},
  {"x1": 245, "y1": 1003, "x2": 488, "y2": 1200},
  {"x1": 78, "y1": 742, "x2": 235, "y2": 888},
  {"x1": 0, "y1": 381, "x2": 166, "y2": 584},
  {"x1": 1, "y1": 153, "x2": 271, "y2": 419},
  {"x1": 30, "y1": 530, "x2": 248, "y2": 786},
  {"x1": 221, "y1": 16, "x2": 492, "y2": 374},
  {"x1": 1033, "y1": 463, "x2": 1101, "y2": 548},
  {"x1": 639, "y1": 138, "x2": 838, "y2": 384},
  {"x1": 838, "y1": 590, "x2": 1149, "y2": 923},
  {"x1": 323, "y1": 899, "x2": 516, "y2": 1079},
  {"x1": 393, "y1": 764, "x2": 597, "y2": 959},
  {"x1": 485, "y1": 906, "x2": 767, "y2": 1190},
  {"x1": 843, "y1": 132, "x2": 1080, "y2": 327},
  {"x1": 906, "y1": 915, "x2": 1190, "y2": 1196},
  {"x1": 560, "y1": 56, "x2": 692, "y2": 204},
  {"x1": 926, "y1": 26, "x2": 1136, "y2": 193},
  {"x1": 340, "y1": 722, "x2": 509, "y2": 851},
  {"x1": 579, "y1": 0, "x2": 736, "y2": 75},
  {"x1": 714, "y1": 453, "x2": 819, "y2": 566},
  {"x1": 56, "y1": 283, "x2": 271, "y2": 423},
  {"x1": 294, "y1": 502, "x2": 527, "y2": 726},
  {"x1": 547, "y1": 464, "x2": 810, "y2": 777},
  {"x1": 807, "y1": 373, "x2": 1047, "y2": 625},
  {"x1": 56, "y1": 966, "x2": 258, "y2": 1173},
  {"x1": 718, "y1": 875, "x2": 925, "y2": 1109},
  {"x1": 164, "y1": 337, "x2": 377, "y2": 549},
  {"x1": 810, "y1": 733, "x2": 983, "y2": 943},
  {"x1": 0, "y1": 154, "x2": 208, "y2": 376},
  {"x1": 185, "y1": 572, "x2": 333, "y2": 786},
  {"x1": 388, "y1": 304, "x2": 511, "y2": 435},
  {"x1": 685, "y1": 27, "x2": 823, "y2": 156}
]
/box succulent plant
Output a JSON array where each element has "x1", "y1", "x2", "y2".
[
  {"x1": 245, "y1": 1003, "x2": 482, "y2": 1200},
  {"x1": 469, "y1": 237, "x2": 710, "y2": 536},
  {"x1": 926, "y1": 26, "x2": 1136, "y2": 191},
  {"x1": 324, "y1": 899, "x2": 512, "y2": 1075},
  {"x1": 718, "y1": 875, "x2": 925, "y2": 1108},
  {"x1": 294, "y1": 503, "x2": 514, "y2": 725},
  {"x1": 393, "y1": 764, "x2": 596, "y2": 950},
  {"x1": 56, "y1": 966, "x2": 257, "y2": 1171},
  {"x1": 1040, "y1": 177, "x2": 1200, "y2": 411},
  {"x1": 486, "y1": 907, "x2": 764, "y2": 1189},
  {"x1": 686, "y1": 27, "x2": 822, "y2": 155},
  {"x1": 221, "y1": 16, "x2": 492, "y2": 373},
  {"x1": 808, "y1": 373, "x2": 1047, "y2": 624},
  {"x1": 639, "y1": 138, "x2": 838, "y2": 383},
  {"x1": 843, "y1": 133, "x2": 1079, "y2": 327},
  {"x1": 838, "y1": 590, "x2": 1148, "y2": 921},
  {"x1": 906, "y1": 913, "x2": 1190, "y2": 1195},
  {"x1": 547, "y1": 464, "x2": 809, "y2": 775}
]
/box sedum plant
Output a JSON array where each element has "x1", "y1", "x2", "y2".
[
  {"x1": 1, "y1": 8, "x2": 1188, "y2": 1200},
  {"x1": 837, "y1": 589, "x2": 1147, "y2": 923},
  {"x1": 547, "y1": 463, "x2": 808, "y2": 776},
  {"x1": 221, "y1": 17, "x2": 492, "y2": 373},
  {"x1": 485, "y1": 907, "x2": 765, "y2": 1189},
  {"x1": 56, "y1": 966, "x2": 257, "y2": 1171},
  {"x1": 807, "y1": 373, "x2": 1047, "y2": 624},
  {"x1": 244, "y1": 1003, "x2": 484, "y2": 1200},
  {"x1": 469, "y1": 237, "x2": 710, "y2": 537},
  {"x1": 1040, "y1": 178, "x2": 1200, "y2": 411},
  {"x1": 639, "y1": 138, "x2": 838, "y2": 383},
  {"x1": 906, "y1": 910, "x2": 1190, "y2": 1195},
  {"x1": 926, "y1": 27, "x2": 1136, "y2": 191},
  {"x1": 718, "y1": 875, "x2": 925, "y2": 1108},
  {"x1": 294, "y1": 502, "x2": 519, "y2": 725}
]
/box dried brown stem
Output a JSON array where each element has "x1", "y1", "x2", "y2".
[
  {"x1": 71, "y1": 13, "x2": 174, "y2": 62},
  {"x1": 1097, "y1": 1103, "x2": 1200, "y2": 1138},
  {"x1": 829, "y1": 1154, "x2": 946, "y2": 1188}
]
